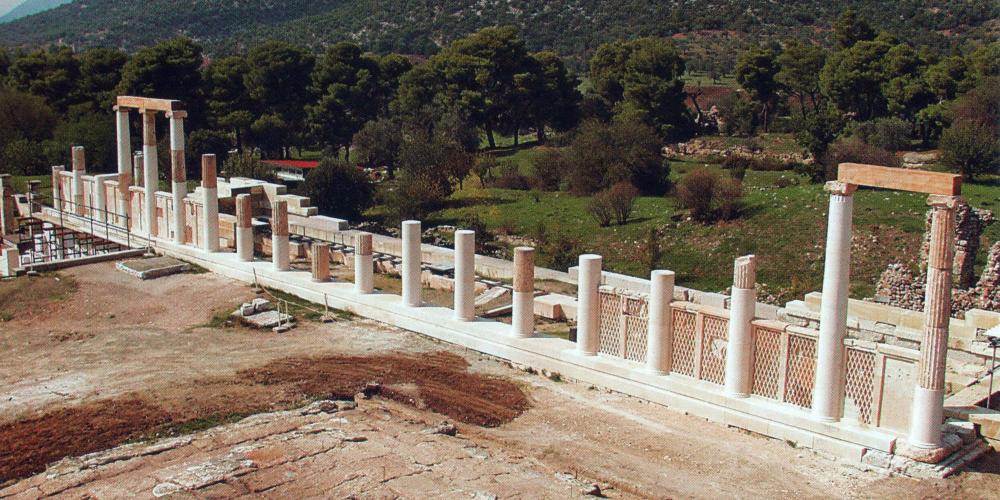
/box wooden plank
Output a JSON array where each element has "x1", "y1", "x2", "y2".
[
  {"x1": 838, "y1": 163, "x2": 961, "y2": 196},
  {"x1": 116, "y1": 96, "x2": 185, "y2": 112}
]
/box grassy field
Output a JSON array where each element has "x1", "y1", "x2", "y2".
[{"x1": 413, "y1": 161, "x2": 1000, "y2": 305}]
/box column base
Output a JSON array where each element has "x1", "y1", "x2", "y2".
[
  {"x1": 272, "y1": 235, "x2": 290, "y2": 271},
  {"x1": 512, "y1": 291, "x2": 535, "y2": 338},
  {"x1": 236, "y1": 227, "x2": 253, "y2": 262},
  {"x1": 909, "y1": 386, "x2": 945, "y2": 449},
  {"x1": 725, "y1": 390, "x2": 750, "y2": 399}
]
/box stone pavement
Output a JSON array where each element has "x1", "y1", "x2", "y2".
[{"x1": 0, "y1": 398, "x2": 598, "y2": 499}]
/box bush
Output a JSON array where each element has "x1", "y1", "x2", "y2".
[
  {"x1": 774, "y1": 176, "x2": 795, "y2": 188},
  {"x1": 532, "y1": 148, "x2": 565, "y2": 191},
  {"x1": 676, "y1": 169, "x2": 744, "y2": 223},
  {"x1": 588, "y1": 190, "x2": 614, "y2": 227},
  {"x1": 297, "y1": 158, "x2": 375, "y2": 220},
  {"x1": 857, "y1": 117, "x2": 911, "y2": 151},
  {"x1": 222, "y1": 152, "x2": 275, "y2": 180},
  {"x1": 377, "y1": 174, "x2": 444, "y2": 225},
  {"x1": 492, "y1": 160, "x2": 532, "y2": 190},
  {"x1": 560, "y1": 120, "x2": 671, "y2": 195},
  {"x1": 940, "y1": 120, "x2": 999, "y2": 180},
  {"x1": 608, "y1": 182, "x2": 640, "y2": 225},
  {"x1": 826, "y1": 136, "x2": 901, "y2": 169}
]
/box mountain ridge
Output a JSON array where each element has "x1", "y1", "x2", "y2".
[
  {"x1": 0, "y1": 0, "x2": 995, "y2": 69},
  {"x1": 0, "y1": 0, "x2": 71, "y2": 24}
]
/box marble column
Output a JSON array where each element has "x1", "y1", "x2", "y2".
[
  {"x1": 577, "y1": 254, "x2": 602, "y2": 356},
  {"x1": 271, "y1": 199, "x2": 290, "y2": 271},
  {"x1": 454, "y1": 229, "x2": 475, "y2": 321},
  {"x1": 355, "y1": 232, "x2": 374, "y2": 294},
  {"x1": 0, "y1": 174, "x2": 16, "y2": 235},
  {"x1": 51, "y1": 166, "x2": 64, "y2": 212},
  {"x1": 235, "y1": 194, "x2": 254, "y2": 262},
  {"x1": 512, "y1": 246, "x2": 536, "y2": 338},
  {"x1": 402, "y1": 220, "x2": 422, "y2": 307},
  {"x1": 201, "y1": 154, "x2": 219, "y2": 251},
  {"x1": 646, "y1": 269, "x2": 676, "y2": 375},
  {"x1": 71, "y1": 146, "x2": 86, "y2": 216},
  {"x1": 910, "y1": 195, "x2": 960, "y2": 448},
  {"x1": 133, "y1": 154, "x2": 144, "y2": 188},
  {"x1": 725, "y1": 255, "x2": 757, "y2": 398},
  {"x1": 141, "y1": 110, "x2": 158, "y2": 236},
  {"x1": 312, "y1": 242, "x2": 331, "y2": 282},
  {"x1": 813, "y1": 181, "x2": 857, "y2": 422},
  {"x1": 115, "y1": 107, "x2": 132, "y2": 221},
  {"x1": 168, "y1": 111, "x2": 187, "y2": 244}
]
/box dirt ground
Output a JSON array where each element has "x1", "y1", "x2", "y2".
[{"x1": 2, "y1": 261, "x2": 1000, "y2": 498}]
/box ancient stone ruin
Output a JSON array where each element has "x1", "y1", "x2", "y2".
[
  {"x1": 874, "y1": 203, "x2": 998, "y2": 316},
  {"x1": 3, "y1": 98, "x2": 1000, "y2": 480}
]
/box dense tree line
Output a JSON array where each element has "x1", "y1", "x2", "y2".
[{"x1": 0, "y1": 12, "x2": 996, "y2": 203}]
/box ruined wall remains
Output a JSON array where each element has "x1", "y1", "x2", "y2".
[{"x1": 875, "y1": 203, "x2": 996, "y2": 315}]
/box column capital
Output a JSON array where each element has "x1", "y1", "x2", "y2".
[
  {"x1": 824, "y1": 181, "x2": 858, "y2": 196},
  {"x1": 926, "y1": 194, "x2": 963, "y2": 210},
  {"x1": 166, "y1": 110, "x2": 188, "y2": 120},
  {"x1": 733, "y1": 255, "x2": 757, "y2": 290},
  {"x1": 113, "y1": 105, "x2": 130, "y2": 113}
]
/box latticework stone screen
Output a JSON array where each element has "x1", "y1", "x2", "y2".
[
  {"x1": 751, "y1": 326, "x2": 782, "y2": 400},
  {"x1": 699, "y1": 315, "x2": 729, "y2": 385},
  {"x1": 784, "y1": 334, "x2": 818, "y2": 408},
  {"x1": 844, "y1": 348, "x2": 876, "y2": 425},
  {"x1": 671, "y1": 308, "x2": 697, "y2": 376}
]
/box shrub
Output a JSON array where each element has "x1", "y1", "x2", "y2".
[
  {"x1": 588, "y1": 190, "x2": 614, "y2": 227},
  {"x1": 940, "y1": 121, "x2": 999, "y2": 180},
  {"x1": 774, "y1": 176, "x2": 794, "y2": 188},
  {"x1": 377, "y1": 174, "x2": 445, "y2": 225},
  {"x1": 532, "y1": 148, "x2": 565, "y2": 191},
  {"x1": 857, "y1": 117, "x2": 911, "y2": 151},
  {"x1": 492, "y1": 160, "x2": 532, "y2": 190},
  {"x1": 608, "y1": 182, "x2": 640, "y2": 225},
  {"x1": 562, "y1": 120, "x2": 671, "y2": 195},
  {"x1": 297, "y1": 158, "x2": 375, "y2": 220},
  {"x1": 222, "y1": 152, "x2": 275, "y2": 180},
  {"x1": 826, "y1": 136, "x2": 901, "y2": 169},
  {"x1": 676, "y1": 169, "x2": 744, "y2": 223}
]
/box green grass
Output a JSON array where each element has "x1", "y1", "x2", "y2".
[
  {"x1": 10, "y1": 175, "x2": 53, "y2": 201},
  {"x1": 262, "y1": 286, "x2": 354, "y2": 322},
  {"x1": 408, "y1": 155, "x2": 1000, "y2": 304},
  {"x1": 683, "y1": 71, "x2": 739, "y2": 89}
]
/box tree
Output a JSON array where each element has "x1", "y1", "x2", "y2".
[
  {"x1": 116, "y1": 38, "x2": 204, "y2": 125},
  {"x1": 245, "y1": 40, "x2": 315, "y2": 152},
  {"x1": 222, "y1": 152, "x2": 274, "y2": 180},
  {"x1": 307, "y1": 42, "x2": 382, "y2": 159},
  {"x1": 43, "y1": 113, "x2": 117, "y2": 174},
  {"x1": 374, "y1": 53, "x2": 413, "y2": 116},
  {"x1": 677, "y1": 169, "x2": 743, "y2": 223},
  {"x1": 735, "y1": 46, "x2": 780, "y2": 131},
  {"x1": 820, "y1": 39, "x2": 891, "y2": 121},
  {"x1": 880, "y1": 44, "x2": 933, "y2": 124},
  {"x1": 7, "y1": 46, "x2": 80, "y2": 112},
  {"x1": 833, "y1": 8, "x2": 875, "y2": 49},
  {"x1": 526, "y1": 51, "x2": 581, "y2": 141},
  {"x1": 590, "y1": 37, "x2": 692, "y2": 140},
  {"x1": 203, "y1": 56, "x2": 253, "y2": 151},
  {"x1": 77, "y1": 47, "x2": 127, "y2": 112},
  {"x1": 353, "y1": 118, "x2": 403, "y2": 176},
  {"x1": 939, "y1": 121, "x2": 999, "y2": 180},
  {"x1": 776, "y1": 39, "x2": 825, "y2": 117},
  {"x1": 0, "y1": 88, "x2": 56, "y2": 153},
  {"x1": 447, "y1": 26, "x2": 532, "y2": 148},
  {"x1": 297, "y1": 158, "x2": 375, "y2": 220},
  {"x1": 556, "y1": 120, "x2": 670, "y2": 195}
]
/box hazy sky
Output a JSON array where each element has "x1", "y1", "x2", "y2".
[{"x1": 0, "y1": 0, "x2": 22, "y2": 16}]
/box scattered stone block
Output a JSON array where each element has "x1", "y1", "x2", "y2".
[{"x1": 116, "y1": 257, "x2": 190, "y2": 280}]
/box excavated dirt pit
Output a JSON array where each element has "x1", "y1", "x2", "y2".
[{"x1": 0, "y1": 352, "x2": 528, "y2": 485}]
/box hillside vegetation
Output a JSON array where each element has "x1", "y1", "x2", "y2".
[{"x1": 1, "y1": 0, "x2": 996, "y2": 69}]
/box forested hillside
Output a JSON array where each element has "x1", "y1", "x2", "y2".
[{"x1": 1, "y1": 0, "x2": 996, "y2": 70}]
